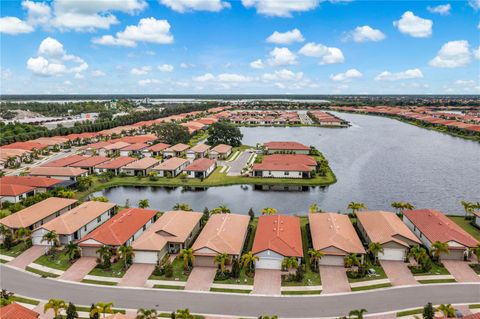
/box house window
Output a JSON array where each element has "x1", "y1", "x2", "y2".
[
  {"x1": 284, "y1": 171, "x2": 289, "y2": 176},
  {"x1": 143, "y1": 225, "x2": 146, "y2": 231},
  {"x1": 84, "y1": 225, "x2": 87, "y2": 231},
  {"x1": 56, "y1": 212, "x2": 60, "y2": 217},
  {"x1": 97, "y1": 216, "x2": 101, "y2": 223}
]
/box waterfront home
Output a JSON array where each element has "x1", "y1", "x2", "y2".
[
  {"x1": 119, "y1": 142, "x2": 149, "y2": 157},
  {"x1": 31, "y1": 201, "x2": 117, "y2": 246},
  {"x1": 251, "y1": 154, "x2": 316, "y2": 179},
  {"x1": 263, "y1": 141, "x2": 310, "y2": 154},
  {"x1": 309, "y1": 212, "x2": 365, "y2": 266},
  {"x1": 475, "y1": 212, "x2": 480, "y2": 228},
  {"x1": 0, "y1": 183, "x2": 35, "y2": 203},
  {"x1": 29, "y1": 166, "x2": 88, "y2": 181},
  {"x1": 163, "y1": 143, "x2": 190, "y2": 158},
  {"x1": 132, "y1": 210, "x2": 202, "y2": 264},
  {"x1": 78, "y1": 208, "x2": 157, "y2": 257},
  {"x1": 209, "y1": 144, "x2": 232, "y2": 160},
  {"x1": 0, "y1": 197, "x2": 77, "y2": 231},
  {"x1": 0, "y1": 176, "x2": 64, "y2": 193},
  {"x1": 142, "y1": 143, "x2": 171, "y2": 157},
  {"x1": 356, "y1": 211, "x2": 420, "y2": 261},
  {"x1": 0, "y1": 303, "x2": 40, "y2": 319},
  {"x1": 184, "y1": 158, "x2": 216, "y2": 178},
  {"x1": 69, "y1": 156, "x2": 110, "y2": 174},
  {"x1": 403, "y1": 209, "x2": 478, "y2": 260},
  {"x1": 252, "y1": 215, "x2": 303, "y2": 269},
  {"x1": 151, "y1": 157, "x2": 190, "y2": 177},
  {"x1": 98, "y1": 141, "x2": 131, "y2": 156},
  {"x1": 191, "y1": 213, "x2": 250, "y2": 267},
  {"x1": 120, "y1": 157, "x2": 159, "y2": 176},
  {"x1": 93, "y1": 156, "x2": 137, "y2": 175},
  {"x1": 186, "y1": 143, "x2": 211, "y2": 159}
]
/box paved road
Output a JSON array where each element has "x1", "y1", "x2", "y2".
[
  {"x1": 219, "y1": 150, "x2": 254, "y2": 176},
  {"x1": 1, "y1": 265, "x2": 479, "y2": 317}
]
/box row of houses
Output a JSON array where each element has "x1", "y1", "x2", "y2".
[
  {"x1": 227, "y1": 110, "x2": 302, "y2": 125},
  {"x1": 0, "y1": 176, "x2": 72, "y2": 203},
  {"x1": 308, "y1": 110, "x2": 350, "y2": 127}
]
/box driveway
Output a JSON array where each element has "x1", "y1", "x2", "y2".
[
  {"x1": 319, "y1": 266, "x2": 350, "y2": 294},
  {"x1": 59, "y1": 257, "x2": 97, "y2": 282},
  {"x1": 380, "y1": 260, "x2": 417, "y2": 286},
  {"x1": 220, "y1": 150, "x2": 253, "y2": 176},
  {"x1": 7, "y1": 245, "x2": 45, "y2": 269},
  {"x1": 443, "y1": 260, "x2": 480, "y2": 282},
  {"x1": 184, "y1": 267, "x2": 217, "y2": 291},
  {"x1": 119, "y1": 263, "x2": 156, "y2": 287},
  {"x1": 252, "y1": 269, "x2": 281, "y2": 295}
]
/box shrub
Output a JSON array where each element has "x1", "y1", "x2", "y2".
[{"x1": 215, "y1": 270, "x2": 232, "y2": 281}]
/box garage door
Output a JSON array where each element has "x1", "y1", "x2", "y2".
[
  {"x1": 194, "y1": 256, "x2": 216, "y2": 267},
  {"x1": 81, "y1": 246, "x2": 98, "y2": 258},
  {"x1": 379, "y1": 248, "x2": 405, "y2": 261},
  {"x1": 255, "y1": 257, "x2": 282, "y2": 270},
  {"x1": 441, "y1": 250, "x2": 463, "y2": 260},
  {"x1": 319, "y1": 255, "x2": 345, "y2": 266},
  {"x1": 133, "y1": 251, "x2": 158, "y2": 264}
]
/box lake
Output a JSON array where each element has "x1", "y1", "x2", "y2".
[{"x1": 94, "y1": 112, "x2": 480, "y2": 216}]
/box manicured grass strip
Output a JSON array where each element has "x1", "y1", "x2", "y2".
[
  {"x1": 470, "y1": 304, "x2": 480, "y2": 309},
  {"x1": 0, "y1": 259, "x2": 8, "y2": 264},
  {"x1": 281, "y1": 290, "x2": 322, "y2": 295},
  {"x1": 25, "y1": 266, "x2": 59, "y2": 278},
  {"x1": 418, "y1": 279, "x2": 456, "y2": 284},
  {"x1": 76, "y1": 306, "x2": 125, "y2": 313},
  {"x1": 159, "y1": 314, "x2": 204, "y2": 319},
  {"x1": 350, "y1": 283, "x2": 392, "y2": 291},
  {"x1": 149, "y1": 258, "x2": 189, "y2": 281},
  {"x1": 81, "y1": 279, "x2": 118, "y2": 286},
  {"x1": 34, "y1": 252, "x2": 71, "y2": 271},
  {"x1": 410, "y1": 262, "x2": 450, "y2": 276},
  {"x1": 0, "y1": 242, "x2": 28, "y2": 257},
  {"x1": 153, "y1": 284, "x2": 184, "y2": 290},
  {"x1": 396, "y1": 308, "x2": 423, "y2": 316},
  {"x1": 210, "y1": 288, "x2": 251, "y2": 294},
  {"x1": 88, "y1": 262, "x2": 126, "y2": 278},
  {"x1": 12, "y1": 296, "x2": 40, "y2": 305}
]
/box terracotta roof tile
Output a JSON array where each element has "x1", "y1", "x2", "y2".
[
  {"x1": 70, "y1": 156, "x2": 110, "y2": 168},
  {"x1": 165, "y1": 143, "x2": 190, "y2": 152},
  {"x1": 95, "y1": 157, "x2": 137, "y2": 169},
  {"x1": 29, "y1": 166, "x2": 88, "y2": 177},
  {"x1": 42, "y1": 155, "x2": 87, "y2": 167},
  {"x1": 119, "y1": 143, "x2": 149, "y2": 151},
  {"x1": 0, "y1": 183, "x2": 35, "y2": 196},
  {"x1": 210, "y1": 144, "x2": 232, "y2": 154},
  {"x1": 152, "y1": 157, "x2": 189, "y2": 171},
  {"x1": 122, "y1": 157, "x2": 159, "y2": 170},
  {"x1": 0, "y1": 176, "x2": 62, "y2": 188},
  {"x1": 188, "y1": 143, "x2": 211, "y2": 153},
  {"x1": 264, "y1": 141, "x2": 310, "y2": 151},
  {"x1": 147, "y1": 143, "x2": 171, "y2": 152},
  {"x1": 0, "y1": 303, "x2": 39, "y2": 319},
  {"x1": 184, "y1": 158, "x2": 216, "y2": 172}
]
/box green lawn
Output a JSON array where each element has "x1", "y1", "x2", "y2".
[
  {"x1": 409, "y1": 263, "x2": 450, "y2": 276},
  {"x1": 210, "y1": 288, "x2": 251, "y2": 294},
  {"x1": 351, "y1": 283, "x2": 392, "y2": 291},
  {"x1": 347, "y1": 265, "x2": 387, "y2": 283},
  {"x1": 12, "y1": 296, "x2": 40, "y2": 305},
  {"x1": 448, "y1": 216, "x2": 480, "y2": 241},
  {"x1": 213, "y1": 268, "x2": 254, "y2": 285},
  {"x1": 0, "y1": 242, "x2": 28, "y2": 257},
  {"x1": 396, "y1": 308, "x2": 423, "y2": 316},
  {"x1": 153, "y1": 284, "x2": 184, "y2": 290},
  {"x1": 281, "y1": 290, "x2": 322, "y2": 295},
  {"x1": 470, "y1": 263, "x2": 480, "y2": 274},
  {"x1": 81, "y1": 279, "x2": 118, "y2": 286},
  {"x1": 34, "y1": 251, "x2": 72, "y2": 271},
  {"x1": 418, "y1": 279, "x2": 456, "y2": 284},
  {"x1": 88, "y1": 261, "x2": 126, "y2": 278},
  {"x1": 26, "y1": 266, "x2": 59, "y2": 278},
  {"x1": 149, "y1": 258, "x2": 189, "y2": 281}
]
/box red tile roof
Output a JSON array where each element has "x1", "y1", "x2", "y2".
[
  {"x1": 252, "y1": 215, "x2": 303, "y2": 257},
  {"x1": 165, "y1": 143, "x2": 190, "y2": 152},
  {"x1": 0, "y1": 303, "x2": 39, "y2": 319},
  {"x1": 0, "y1": 176, "x2": 62, "y2": 188},
  {"x1": 1, "y1": 141, "x2": 48, "y2": 151},
  {"x1": 147, "y1": 143, "x2": 171, "y2": 152},
  {"x1": 114, "y1": 135, "x2": 157, "y2": 144},
  {"x1": 95, "y1": 157, "x2": 137, "y2": 169},
  {"x1": 85, "y1": 141, "x2": 111, "y2": 150},
  {"x1": 184, "y1": 158, "x2": 216, "y2": 171},
  {"x1": 41, "y1": 155, "x2": 87, "y2": 167},
  {"x1": 189, "y1": 143, "x2": 211, "y2": 153},
  {"x1": 119, "y1": 143, "x2": 149, "y2": 151},
  {"x1": 404, "y1": 209, "x2": 478, "y2": 248},
  {"x1": 210, "y1": 144, "x2": 232, "y2": 154},
  {"x1": 152, "y1": 157, "x2": 189, "y2": 170},
  {"x1": 0, "y1": 183, "x2": 35, "y2": 196},
  {"x1": 252, "y1": 154, "x2": 316, "y2": 172},
  {"x1": 29, "y1": 166, "x2": 88, "y2": 177},
  {"x1": 70, "y1": 156, "x2": 110, "y2": 168},
  {"x1": 264, "y1": 141, "x2": 310, "y2": 151},
  {"x1": 78, "y1": 208, "x2": 157, "y2": 247}
]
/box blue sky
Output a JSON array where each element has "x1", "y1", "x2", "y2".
[{"x1": 1, "y1": 0, "x2": 479, "y2": 94}]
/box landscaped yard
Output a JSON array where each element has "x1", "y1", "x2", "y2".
[
  {"x1": 34, "y1": 251, "x2": 72, "y2": 271},
  {"x1": 213, "y1": 268, "x2": 254, "y2": 285},
  {"x1": 26, "y1": 266, "x2": 59, "y2": 278},
  {"x1": 88, "y1": 261, "x2": 127, "y2": 278},
  {"x1": 470, "y1": 263, "x2": 480, "y2": 274},
  {"x1": 0, "y1": 242, "x2": 28, "y2": 257},
  {"x1": 448, "y1": 216, "x2": 480, "y2": 241},
  {"x1": 409, "y1": 262, "x2": 450, "y2": 276},
  {"x1": 347, "y1": 264, "x2": 387, "y2": 283},
  {"x1": 149, "y1": 258, "x2": 190, "y2": 281}
]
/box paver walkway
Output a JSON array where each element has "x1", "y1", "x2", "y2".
[
  {"x1": 379, "y1": 260, "x2": 417, "y2": 286},
  {"x1": 7, "y1": 246, "x2": 45, "y2": 269},
  {"x1": 119, "y1": 263, "x2": 156, "y2": 287},
  {"x1": 319, "y1": 266, "x2": 350, "y2": 294},
  {"x1": 252, "y1": 269, "x2": 281, "y2": 295},
  {"x1": 443, "y1": 260, "x2": 480, "y2": 282},
  {"x1": 185, "y1": 267, "x2": 217, "y2": 291},
  {"x1": 59, "y1": 257, "x2": 97, "y2": 282},
  {"x1": 33, "y1": 302, "x2": 53, "y2": 319}
]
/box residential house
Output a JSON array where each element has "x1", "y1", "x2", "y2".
[
  {"x1": 252, "y1": 215, "x2": 303, "y2": 269},
  {"x1": 184, "y1": 158, "x2": 216, "y2": 178},
  {"x1": 31, "y1": 201, "x2": 117, "y2": 245},
  {"x1": 119, "y1": 143, "x2": 149, "y2": 157},
  {"x1": 356, "y1": 211, "x2": 420, "y2": 261},
  {"x1": 0, "y1": 303, "x2": 40, "y2": 319},
  {"x1": 309, "y1": 212, "x2": 365, "y2": 266},
  {"x1": 120, "y1": 157, "x2": 159, "y2": 176},
  {"x1": 78, "y1": 207, "x2": 157, "y2": 257},
  {"x1": 251, "y1": 154, "x2": 316, "y2": 179},
  {"x1": 192, "y1": 213, "x2": 250, "y2": 267},
  {"x1": 209, "y1": 144, "x2": 232, "y2": 160},
  {"x1": 0, "y1": 183, "x2": 35, "y2": 203},
  {"x1": 93, "y1": 156, "x2": 137, "y2": 175},
  {"x1": 403, "y1": 209, "x2": 478, "y2": 260},
  {"x1": 142, "y1": 143, "x2": 170, "y2": 157},
  {"x1": 42, "y1": 155, "x2": 87, "y2": 167},
  {"x1": 132, "y1": 210, "x2": 202, "y2": 264},
  {"x1": 151, "y1": 157, "x2": 190, "y2": 177},
  {"x1": 69, "y1": 156, "x2": 110, "y2": 174},
  {"x1": 163, "y1": 143, "x2": 190, "y2": 158},
  {"x1": 0, "y1": 176, "x2": 64, "y2": 193},
  {"x1": 186, "y1": 144, "x2": 211, "y2": 160},
  {"x1": 29, "y1": 167, "x2": 88, "y2": 181},
  {"x1": 98, "y1": 141, "x2": 131, "y2": 156},
  {"x1": 263, "y1": 141, "x2": 310, "y2": 154}
]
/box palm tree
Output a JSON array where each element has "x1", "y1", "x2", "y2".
[
  {"x1": 367, "y1": 242, "x2": 384, "y2": 265},
  {"x1": 214, "y1": 253, "x2": 230, "y2": 274},
  {"x1": 44, "y1": 298, "x2": 67, "y2": 318},
  {"x1": 261, "y1": 207, "x2": 278, "y2": 215},
  {"x1": 175, "y1": 308, "x2": 194, "y2": 319},
  {"x1": 408, "y1": 246, "x2": 428, "y2": 268},
  {"x1": 309, "y1": 203, "x2": 319, "y2": 214},
  {"x1": 14, "y1": 228, "x2": 31, "y2": 246},
  {"x1": 344, "y1": 253, "x2": 362, "y2": 269},
  {"x1": 347, "y1": 202, "x2": 367, "y2": 216},
  {"x1": 437, "y1": 304, "x2": 455, "y2": 317},
  {"x1": 90, "y1": 302, "x2": 114, "y2": 318},
  {"x1": 401, "y1": 202, "x2": 414, "y2": 211},
  {"x1": 391, "y1": 202, "x2": 402, "y2": 214},
  {"x1": 138, "y1": 199, "x2": 150, "y2": 209},
  {"x1": 96, "y1": 245, "x2": 113, "y2": 269},
  {"x1": 349, "y1": 309, "x2": 368, "y2": 319},
  {"x1": 307, "y1": 249, "x2": 324, "y2": 270},
  {"x1": 136, "y1": 308, "x2": 158, "y2": 319},
  {"x1": 241, "y1": 251, "x2": 259, "y2": 275},
  {"x1": 117, "y1": 245, "x2": 135, "y2": 270},
  {"x1": 211, "y1": 204, "x2": 231, "y2": 214},
  {"x1": 282, "y1": 256, "x2": 299, "y2": 271},
  {"x1": 64, "y1": 242, "x2": 81, "y2": 262},
  {"x1": 173, "y1": 203, "x2": 192, "y2": 211},
  {"x1": 42, "y1": 230, "x2": 60, "y2": 254},
  {"x1": 178, "y1": 248, "x2": 195, "y2": 271},
  {"x1": 431, "y1": 241, "x2": 449, "y2": 262},
  {"x1": 461, "y1": 200, "x2": 476, "y2": 219}
]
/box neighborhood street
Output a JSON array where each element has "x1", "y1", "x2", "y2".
[{"x1": 1, "y1": 265, "x2": 478, "y2": 318}]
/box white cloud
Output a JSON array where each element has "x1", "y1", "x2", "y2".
[
  {"x1": 74, "y1": 73, "x2": 84, "y2": 79},
  {"x1": 455, "y1": 80, "x2": 476, "y2": 86},
  {"x1": 468, "y1": 0, "x2": 480, "y2": 10},
  {"x1": 92, "y1": 17, "x2": 173, "y2": 47},
  {"x1": 375, "y1": 68, "x2": 423, "y2": 81},
  {"x1": 241, "y1": 0, "x2": 319, "y2": 17},
  {"x1": 138, "y1": 78, "x2": 160, "y2": 85},
  {"x1": 268, "y1": 47, "x2": 297, "y2": 66},
  {"x1": 266, "y1": 29, "x2": 304, "y2": 44},
  {"x1": 26, "y1": 37, "x2": 88, "y2": 76},
  {"x1": 193, "y1": 73, "x2": 252, "y2": 83},
  {"x1": 394, "y1": 11, "x2": 432, "y2": 38},
  {"x1": 22, "y1": 0, "x2": 52, "y2": 26},
  {"x1": 250, "y1": 59, "x2": 265, "y2": 69},
  {"x1": 130, "y1": 66, "x2": 152, "y2": 75},
  {"x1": 330, "y1": 69, "x2": 363, "y2": 81},
  {"x1": 427, "y1": 4, "x2": 451, "y2": 15},
  {"x1": 1, "y1": 68, "x2": 13, "y2": 80},
  {"x1": 298, "y1": 42, "x2": 344, "y2": 64},
  {"x1": 92, "y1": 70, "x2": 106, "y2": 77},
  {"x1": 346, "y1": 25, "x2": 385, "y2": 43},
  {"x1": 158, "y1": 64, "x2": 174, "y2": 72},
  {"x1": 159, "y1": 0, "x2": 230, "y2": 12},
  {"x1": 145, "y1": 50, "x2": 156, "y2": 56},
  {"x1": 473, "y1": 46, "x2": 480, "y2": 60},
  {"x1": 429, "y1": 40, "x2": 472, "y2": 68},
  {"x1": 180, "y1": 63, "x2": 195, "y2": 69},
  {"x1": 262, "y1": 69, "x2": 303, "y2": 81},
  {"x1": 0, "y1": 17, "x2": 34, "y2": 35},
  {"x1": 193, "y1": 73, "x2": 215, "y2": 82}
]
